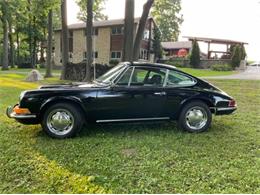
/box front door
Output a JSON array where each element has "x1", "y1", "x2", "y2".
[{"x1": 95, "y1": 66, "x2": 168, "y2": 121}]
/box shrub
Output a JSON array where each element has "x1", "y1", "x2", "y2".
[
  {"x1": 165, "y1": 60, "x2": 184, "y2": 67},
  {"x1": 231, "y1": 45, "x2": 241, "y2": 68},
  {"x1": 190, "y1": 40, "x2": 200, "y2": 68},
  {"x1": 109, "y1": 59, "x2": 119, "y2": 66},
  {"x1": 18, "y1": 62, "x2": 32, "y2": 69},
  {"x1": 211, "y1": 64, "x2": 233, "y2": 71}
]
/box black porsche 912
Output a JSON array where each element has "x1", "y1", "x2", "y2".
[{"x1": 6, "y1": 62, "x2": 237, "y2": 138}]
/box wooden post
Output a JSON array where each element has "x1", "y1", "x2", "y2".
[{"x1": 207, "y1": 42, "x2": 210, "y2": 59}]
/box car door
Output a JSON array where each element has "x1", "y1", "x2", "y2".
[{"x1": 95, "y1": 66, "x2": 168, "y2": 121}]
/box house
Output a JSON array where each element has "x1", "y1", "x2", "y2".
[
  {"x1": 54, "y1": 18, "x2": 156, "y2": 66},
  {"x1": 161, "y1": 41, "x2": 192, "y2": 58}
]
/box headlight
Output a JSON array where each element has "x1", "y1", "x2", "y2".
[{"x1": 19, "y1": 91, "x2": 27, "y2": 101}]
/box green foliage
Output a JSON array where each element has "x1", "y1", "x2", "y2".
[
  {"x1": 0, "y1": 72, "x2": 260, "y2": 193},
  {"x1": 151, "y1": 0, "x2": 183, "y2": 41},
  {"x1": 0, "y1": 0, "x2": 60, "y2": 67},
  {"x1": 76, "y1": 0, "x2": 107, "y2": 21},
  {"x1": 231, "y1": 45, "x2": 242, "y2": 68},
  {"x1": 240, "y1": 44, "x2": 247, "y2": 60},
  {"x1": 230, "y1": 44, "x2": 247, "y2": 68},
  {"x1": 165, "y1": 60, "x2": 185, "y2": 67},
  {"x1": 190, "y1": 41, "x2": 200, "y2": 68},
  {"x1": 211, "y1": 64, "x2": 233, "y2": 71},
  {"x1": 153, "y1": 27, "x2": 163, "y2": 60},
  {"x1": 109, "y1": 59, "x2": 119, "y2": 66}
]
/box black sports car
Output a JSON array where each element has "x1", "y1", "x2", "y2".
[{"x1": 6, "y1": 62, "x2": 237, "y2": 138}]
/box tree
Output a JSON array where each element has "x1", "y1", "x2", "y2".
[
  {"x1": 45, "y1": 9, "x2": 53, "y2": 78},
  {"x1": 133, "y1": 0, "x2": 154, "y2": 61},
  {"x1": 60, "y1": 0, "x2": 69, "y2": 80},
  {"x1": 76, "y1": 0, "x2": 107, "y2": 21},
  {"x1": 122, "y1": 0, "x2": 135, "y2": 62},
  {"x1": 231, "y1": 45, "x2": 242, "y2": 68},
  {"x1": 153, "y1": 27, "x2": 162, "y2": 61},
  {"x1": 190, "y1": 40, "x2": 200, "y2": 68},
  {"x1": 240, "y1": 44, "x2": 247, "y2": 60},
  {"x1": 84, "y1": 0, "x2": 93, "y2": 82},
  {"x1": 151, "y1": 0, "x2": 183, "y2": 41},
  {"x1": 0, "y1": 0, "x2": 9, "y2": 70}
]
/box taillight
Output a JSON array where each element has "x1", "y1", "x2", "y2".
[{"x1": 228, "y1": 100, "x2": 236, "y2": 107}]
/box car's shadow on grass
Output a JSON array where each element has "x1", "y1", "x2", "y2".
[{"x1": 31, "y1": 119, "x2": 240, "y2": 193}]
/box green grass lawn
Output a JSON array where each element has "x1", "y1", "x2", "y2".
[
  {"x1": 0, "y1": 73, "x2": 259, "y2": 193},
  {"x1": 0, "y1": 67, "x2": 61, "y2": 75},
  {"x1": 179, "y1": 67, "x2": 237, "y2": 77}
]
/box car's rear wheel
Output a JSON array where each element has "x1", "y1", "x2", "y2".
[
  {"x1": 178, "y1": 101, "x2": 212, "y2": 133},
  {"x1": 41, "y1": 103, "x2": 84, "y2": 138}
]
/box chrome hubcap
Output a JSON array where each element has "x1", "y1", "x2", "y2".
[
  {"x1": 47, "y1": 109, "x2": 74, "y2": 136},
  {"x1": 185, "y1": 106, "x2": 208, "y2": 130}
]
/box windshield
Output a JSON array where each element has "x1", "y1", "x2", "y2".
[{"x1": 95, "y1": 63, "x2": 127, "y2": 84}]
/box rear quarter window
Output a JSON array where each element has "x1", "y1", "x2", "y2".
[{"x1": 167, "y1": 70, "x2": 196, "y2": 87}]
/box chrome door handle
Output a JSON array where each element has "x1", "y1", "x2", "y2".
[{"x1": 154, "y1": 92, "x2": 166, "y2": 96}]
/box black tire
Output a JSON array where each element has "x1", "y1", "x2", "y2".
[
  {"x1": 41, "y1": 103, "x2": 84, "y2": 139},
  {"x1": 178, "y1": 101, "x2": 212, "y2": 133}
]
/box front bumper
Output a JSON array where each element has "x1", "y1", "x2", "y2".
[
  {"x1": 215, "y1": 107, "x2": 237, "y2": 115},
  {"x1": 6, "y1": 105, "x2": 37, "y2": 119},
  {"x1": 6, "y1": 105, "x2": 39, "y2": 125}
]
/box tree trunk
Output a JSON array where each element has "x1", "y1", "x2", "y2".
[
  {"x1": 84, "y1": 0, "x2": 93, "y2": 82},
  {"x1": 122, "y1": 0, "x2": 135, "y2": 62},
  {"x1": 60, "y1": 0, "x2": 69, "y2": 80},
  {"x1": 31, "y1": 16, "x2": 37, "y2": 68},
  {"x1": 45, "y1": 9, "x2": 53, "y2": 78},
  {"x1": 16, "y1": 31, "x2": 20, "y2": 66},
  {"x1": 133, "y1": 0, "x2": 154, "y2": 61},
  {"x1": 8, "y1": 21, "x2": 15, "y2": 68},
  {"x1": 2, "y1": 18, "x2": 9, "y2": 70},
  {"x1": 27, "y1": 0, "x2": 33, "y2": 68}
]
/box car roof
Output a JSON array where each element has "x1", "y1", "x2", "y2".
[{"x1": 124, "y1": 61, "x2": 177, "y2": 70}]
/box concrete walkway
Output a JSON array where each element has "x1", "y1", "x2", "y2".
[{"x1": 201, "y1": 66, "x2": 260, "y2": 80}]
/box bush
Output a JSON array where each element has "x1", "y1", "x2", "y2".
[
  {"x1": 109, "y1": 59, "x2": 119, "y2": 66},
  {"x1": 211, "y1": 64, "x2": 233, "y2": 71},
  {"x1": 231, "y1": 45, "x2": 241, "y2": 68},
  {"x1": 64, "y1": 63, "x2": 111, "y2": 81},
  {"x1": 17, "y1": 63, "x2": 32, "y2": 68},
  {"x1": 190, "y1": 41, "x2": 201, "y2": 68},
  {"x1": 165, "y1": 60, "x2": 184, "y2": 67}
]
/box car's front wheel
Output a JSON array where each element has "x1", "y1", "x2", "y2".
[
  {"x1": 178, "y1": 101, "x2": 212, "y2": 133},
  {"x1": 41, "y1": 103, "x2": 84, "y2": 138}
]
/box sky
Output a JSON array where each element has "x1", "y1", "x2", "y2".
[{"x1": 67, "y1": 0, "x2": 260, "y2": 61}]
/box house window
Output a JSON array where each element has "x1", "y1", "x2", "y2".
[
  {"x1": 111, "y1": 26, "x2": 124, "y2": 35},
  {"x1": 111, "y1": 51, "x2": 121, "y2": 59},
  {"x1": 69, "y1": 30, "x2": 73, "y2": 52},
  {"x1": 143, "y1": 29, "x2": 150, "y2": 40},
  {"x1": 84, "y1": 28, "x2": 99, "y2": 36},
  {"x1": 139, "y1": 49, "x2": 148, "y2": 60},
  {"x1": 83, "y1": 51, "x2": 98, "y2": 59}
]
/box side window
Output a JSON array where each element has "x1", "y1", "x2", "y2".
[
  {"x1": 131, "y1": 68, "x2": 149, "y2": 85},
  {"x1": 130, "y1": 67, "x2": 166, "y2": 87},
  {"x1": 116, "y1": 67, "x2": 133, "y2": 86},
  {"x1": 167, "y1": 70, "x2": 196, "y2": 87}
]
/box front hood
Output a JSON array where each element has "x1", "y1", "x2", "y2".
[{"x1": 39, "y1": 82, "x2": 105, "y2": 90}]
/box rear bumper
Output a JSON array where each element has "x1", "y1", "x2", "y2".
[
  {"x1": 6, "y1": 105, "x2": 39, "y2": 124},
  {"x1": 215, "y1": 107, "x2": 237, "y2": 115}
]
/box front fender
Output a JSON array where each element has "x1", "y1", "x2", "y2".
[{"x1": 40, "y1": 96, "x2": 88, "y2": 116}]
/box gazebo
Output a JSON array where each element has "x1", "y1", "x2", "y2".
[{"x1": 183, "y1": 36, "x2": 248, "y2": 59}]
